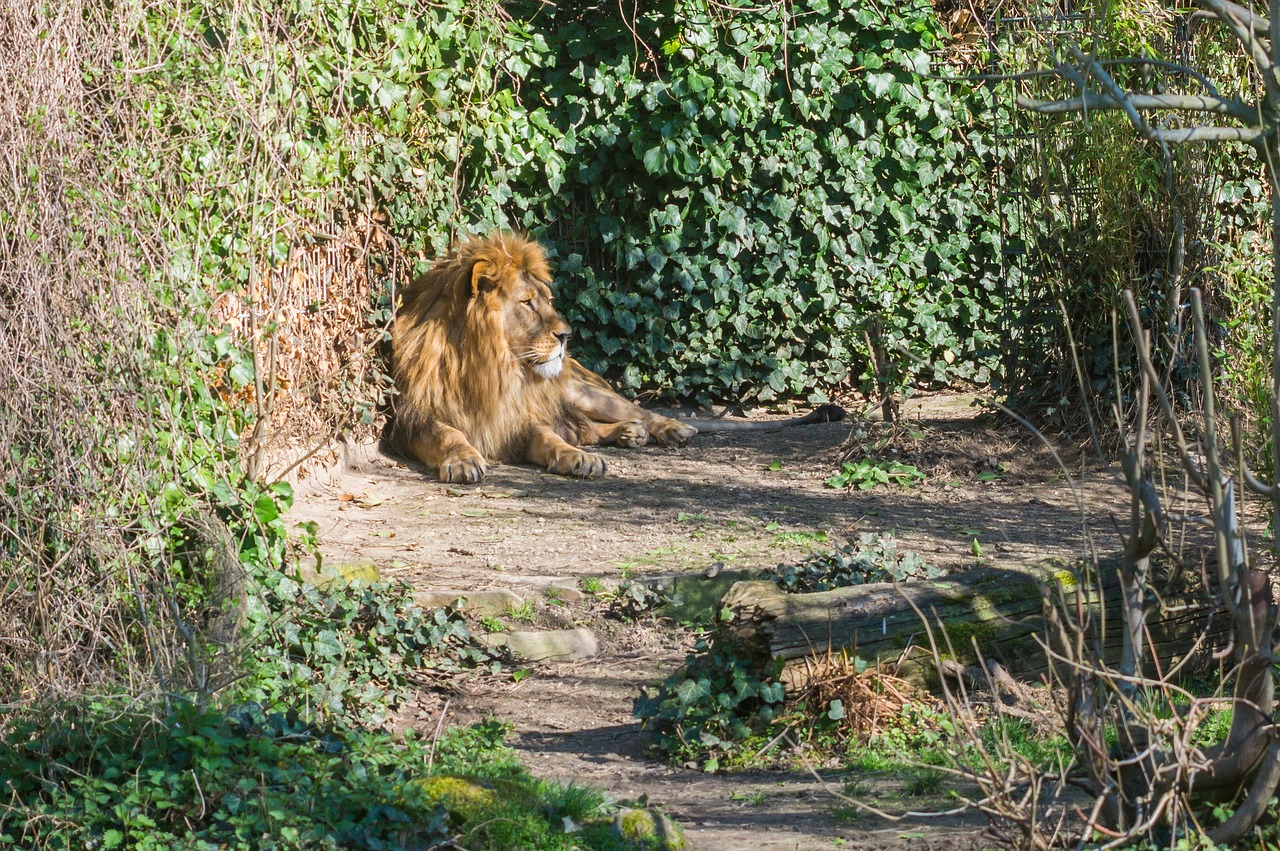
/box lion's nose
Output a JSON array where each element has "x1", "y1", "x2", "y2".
[{"x1": 555, "y1": 330, "x2": 572, "y2": 346}]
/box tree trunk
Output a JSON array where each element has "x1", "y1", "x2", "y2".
[{"x1": 718, "y1": 557, "x2": 1223, "y2": 687}]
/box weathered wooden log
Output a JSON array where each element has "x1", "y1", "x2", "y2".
[{"x1": 719, "y1": 557, "x2": 1225, "y2": 685}]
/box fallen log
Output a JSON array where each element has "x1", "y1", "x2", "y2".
[{"x1": 718, "y1": 556, "x2": 1225, "y2": 686}]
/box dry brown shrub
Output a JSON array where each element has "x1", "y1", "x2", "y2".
[
  {"x1": 787, "y1": 650, "x2": 935, "y2": 746},
  {"x1": 211, "y1": 217, "x2": 399, "y2": 481},
  {"x1": 0, "y1": 1, "x2": 244, "y2": 708}
]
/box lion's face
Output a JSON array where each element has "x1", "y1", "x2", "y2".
[{"x1": 479, "y1": 268, "x2": 572, "y2": 381}]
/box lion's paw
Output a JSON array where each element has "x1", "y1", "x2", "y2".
[
  {"x1": 651, "y1": 419, "x2": 697, "y2": 447},
  {"x1": 548, "y1": 449, "x2": 607, "y2": 479},
  {"x1": 615, "y1": 420, "x2": 648, "y2": 448},
  {"x1": 439, "y1": 451, "x2": 487, "y2": 484}
]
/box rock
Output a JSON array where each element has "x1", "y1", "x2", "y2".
[
  {"x1": 545, "y1": 584, "x2": 584, "y2": 603},
  {"x1": 612, "y1": 807, "x2": 686, "y2": 850},
  {"x1": 413, "y1": 588, "x2": 525, "y2": 616},
  {"x1": 484, "y1": 627, "x2": 600, "y2": 662},
  {"x1": 298, "y1": 555, "x2": 380, "y2": 588},
  {"x1": 398, "y1": 775, "x2": 496, "y2": 823}
]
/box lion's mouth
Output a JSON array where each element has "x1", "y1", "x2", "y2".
[{"x1": 533, "y1": 350, "x2": 565, "y2": 379}]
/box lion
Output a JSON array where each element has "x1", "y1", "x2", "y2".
[{"x1": 386, "y1": 232, "x2": 844, "y2": 483}]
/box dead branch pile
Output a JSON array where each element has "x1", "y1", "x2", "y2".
[
  {"x1": 788, "y1": 650, "x2": 933, "y2": 746},
  {"x1": 211, "y1": 217, "x2": 400, "y2": 480}
]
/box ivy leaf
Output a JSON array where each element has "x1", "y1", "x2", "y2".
[
  {"x1": 253, "y1": 493, "x2": 280, "y2": 526},
  {"x1": 866, "y1": 72, "x2": 894, "y2": 97},
  {"x1": 642, "y1": 145, "x2": 668, "y2": 175}
]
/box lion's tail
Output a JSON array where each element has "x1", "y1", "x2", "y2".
[{"x1": 681, "y1": 403, "x2": 847, "y2": 434}]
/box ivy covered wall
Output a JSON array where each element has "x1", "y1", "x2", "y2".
[
  {"x1": 137, "y1": 0, "x2": 1006, "y2": 406},
  {"x1": 490, "y1": 0, "x2": 1007, "y2": 403}
]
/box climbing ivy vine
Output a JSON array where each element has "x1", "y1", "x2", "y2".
[{"x1": 494, "y1": 0, "x2": 1006, "y2": 402}]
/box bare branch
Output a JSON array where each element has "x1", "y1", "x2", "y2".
[
  {"x1": 1017, "y1": 92, "x2": 1257, "y2": 124},
  {"x1": 1099, "y1": 58, "x2": 1224, "y2": 98},
  {"x1": 1195, "y1": 0, "x2": 1271, "y2": 37},
  {"x1": 1196, "y1": 0, "x2": 1275, "y2": 96},
  {"x1": 1122, "y1": 291, "x2": 1208, "y2": 491},
  {"x1": 1232, "y1": 416, "x2": 1276, "y2": 497},
  {"x1": 1068, "y1": 45, "x2": 1158, "y2": 141},
  {"x1": 1154, "y1": 126, "x2": 1268, "y2": 144}
]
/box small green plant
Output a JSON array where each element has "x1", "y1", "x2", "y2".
[
  {"x1": 508, "y1": 600, "x2": 537, "y2": 623},
  {"x1": 634, "y1": 642, "x2": 787, "y2": 770},
  {"x1": 826, "y1": 459, "x2": 926, "y2": 490},
  {"x1": 481, "y1": 614, "x2": 507, "y2": 633},
  {"x1": 605, "y1": 579, "x2": 673, "y2": 621},
  {"x1": 729, "y1": 789, "x2": 767, "y2": 806},
  {"x1": 902, "y1": 767, "x2": 947, "y2": 797},
  {"x1": 579, "y1": 576, "x2": 605, "y2": 595},
  {"x1": 768, "y1": 533, "x2": 941, "y2": 593}
]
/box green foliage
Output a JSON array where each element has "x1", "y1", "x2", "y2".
[
  {"x1": 0, "y1": 706, "x2": 639, "y2": 851},
  {"x1": 825, "y1": 459, "x2": 926, "y2": 490},
  {"x1": 634, "y1": 642, "x2": 787, "y2": 770},
  {"x1": 768, "y1": 534, "x2": 941, "y2": 592},
  {"x1": 0, "y1": 700, "x2": 444, "y2": 850},
  {"x1": 501, "y1": 0, "x2": 1004, "y2": 402},
  {"x1": 237, "y1": 573, "x2": 503, "y2": 724}
]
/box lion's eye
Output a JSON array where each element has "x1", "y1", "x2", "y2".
[{"x1": 522, "y1": 299, "x2": 536, "y2": 310}]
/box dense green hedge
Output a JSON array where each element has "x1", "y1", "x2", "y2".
[
  {"x1": 158, "y1": 0, "x2": 1004, "y2": 404},
  {"x1": 503, "y1": 0, "x2": 1006, "y2": 402}
]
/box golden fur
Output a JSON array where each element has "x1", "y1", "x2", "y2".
[{"x1": 387, "y1": 232, "x2": 696, "y2": 483}]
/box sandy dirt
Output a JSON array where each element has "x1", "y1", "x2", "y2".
[{"x1": 287, "y1": 393, "x2": 1137, "y2": 850}]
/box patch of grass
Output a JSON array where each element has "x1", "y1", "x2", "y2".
[
  {"x1": 983, "y1": 717, "x2": 1072, "y2": 768},
  {"x1": 618, "y1": 545, "x2": 681, "y2": 571},
  {"x1": 579, "y1": 576, "x2": 605, "y2": 595},
  {"x1": 508, "y1": 600, "x2": 538, "y2": 623},
  {"x1": 770, "y1": 529, "x2": 830, "y2": 548},
  {"x1": 902, "y1": 767, "x2": 947, "y2": 797},
  {"x1": 847, "y1": 746, "x2": 898, "y2": 772},
  {"x1": 729, "y1": 789, "x2": 767, "y2": 806}
]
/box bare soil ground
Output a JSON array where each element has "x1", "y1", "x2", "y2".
[{"x1": 288, "y1": 394, "x2": 1133, "y2": 850}]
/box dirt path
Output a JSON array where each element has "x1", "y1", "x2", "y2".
[{"x1": 289, "y1": 394, "x2": 1125, "y2": 849}]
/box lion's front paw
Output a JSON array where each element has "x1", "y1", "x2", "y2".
[
  {"x1": 439, "y1": 450, "x2": 487, "y2": 484},
  {"x1": 548, "y1": 449, "x2": 607, "y2": 479},
  {"x1": 650, "y1": 419, "x2": 697, "y2": 447},
  {"x1": 615, "y1": 420, "x2": 648, "y2": 448}
]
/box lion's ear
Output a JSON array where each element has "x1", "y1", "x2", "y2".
[{"x1": 470, "y1": 260, "x2": 498, "y2": 297}]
